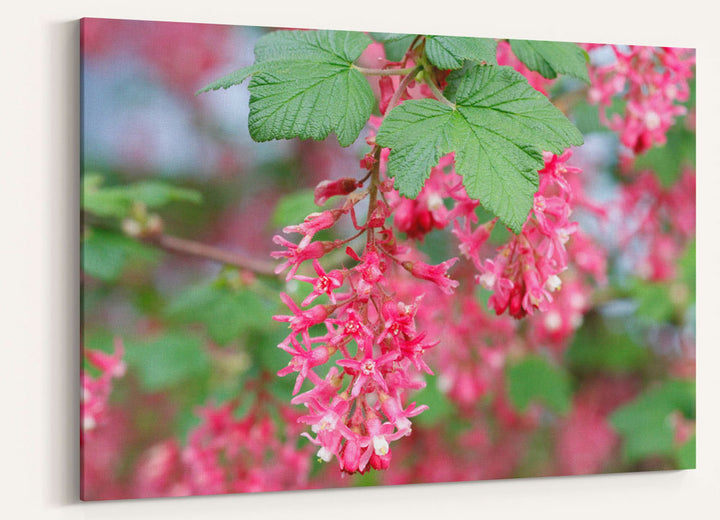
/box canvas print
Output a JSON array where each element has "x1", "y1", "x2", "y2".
[{"x1": 80, "y1": 18, "x2": 696, "y2": 500}]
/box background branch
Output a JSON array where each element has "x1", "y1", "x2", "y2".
[{"x1": 144, "y1": 233, "x2": 278, "y2": 276}]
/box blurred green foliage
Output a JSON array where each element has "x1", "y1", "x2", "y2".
[
  {"x1": 506, "y1": 356, "x2": 571, "y2": 415},
  {"x1": 166, "y1": 279, "x2": 272, "y2": 346},
  {"x1": 124, "y1": 331, "x2": 211, "y2": 393},
  {"x1": 83, "y1": 173, "x2": 202, "y2": 218},
  {"x1": 610, "y1": 379, "x2": 695, "y2": 464},
  {"x1": 566, "y1": 315, "x2": 650, "y2": 374},
  {"x1": 82, "y1": 228, "x2": 159, "y2": 281}
]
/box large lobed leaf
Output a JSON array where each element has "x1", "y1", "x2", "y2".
[
  {"x1": 376, "y1": 64, "x2": 583, "y2": 233},
  {"x1": 198, "y1": 30, "x2": 375, "y2": 147}
]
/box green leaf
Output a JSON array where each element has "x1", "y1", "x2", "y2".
[
  {"x1": 410, "y1": 377, "x2": 456, "y2": 426},
  {"x1": 628, "y1": 279, "x2": 676, "y2": 323},
  {"x1": 506, "y1": 355, "x2": 572, "y2": 414},
  {"x1": 196, "y1": 65, "x2": 259, "y2": 93},
  {"x1": 679, "y1": 239, "x2": 696, "y2": 302},
  {"x1": 124, "y1": 332, "x2": 210, "y2": 392},
  {"x1": 369, "y1": 32, "x2": 411, "y2": 43},
  {"x1": 425, "y1": 35, "x2": 497, "y2": 69},
  {"x1": 610, "y1": 380, "x2": 695, "y2": 464},
  {"x1": 633, "y1": 123, "x2": 695, "y2": 187},
  {"x1": 370, "y1": 32, "x2": 417, "y2": 62},
  {"x1": 676, "y1": 435, "x2": 696, "y2": 469},
  {"x1": 509, "y1": 39, "x2": 590, "y2": 82},
  {"x1": 83, "y1": 174, "x2": 202, "y2": 218},
  {"x1": 271, "y1": 189, "x2": 326, "y2": 229},
  {"x1": 166, "y1": 281, "x2": 272, "y2": 346},
  {"x1": 199, "y1": 30, "x2": 375, "y2": 147},
  {"x1": 82, "y1": 175, "x2": 130, "y2": 218},
  {"x1": 82, "y1": 228, "x2": 159, "y2": 281},
  {"x1": 376, "y1": 64, "x2": 583, "y2": 232},
  {"x1": 128, "y1": 181, "x2": 202, "y2": 207},
  {"x1": 565, "y1": 316, "x2": 650, "y2": 373}
]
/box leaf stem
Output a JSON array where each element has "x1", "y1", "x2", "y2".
[
  {"x1": 354, "y1": 65, "x2": 418, "y2": 76},
  {"x1": 424, "y1": 77, "x2": 456, "y2": 109},
  {"x1": 365, "y1": 146, "x2": 382, "y2": 247},
  {"x1": 386, "y1": 66, "x2": 422, "y2": 114}
]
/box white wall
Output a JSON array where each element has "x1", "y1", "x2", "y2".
[{"x1": 2, "y1": 1, "x2": 718, "y2": 518}]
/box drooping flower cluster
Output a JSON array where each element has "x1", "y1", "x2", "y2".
[
  {"x1": 387, "y1": 133, "x2": 585, "y2": 321},
  {"x1": 584, "y1": 44, "x2": 695, "y2": 157},
  {"x1": 272, "y1": 159, "x2": 460, "y2": 474},
  {"x1": 452, "y1": 151, "x2": 581, "y2": 319},
  {"x1": 81, "y1": 338, "x2": 126, "y2": 435}
]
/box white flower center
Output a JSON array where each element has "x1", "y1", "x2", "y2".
[
  {"x1": 427, "y1": 193, "x2": 444, "y2": 212},
  {"x1": 317, "y1": 447, "x2": 333, "y2": 462},
  {"x1": 372, "y1": 436, "x2": 389, "y2": 456},
  {"x1": 361, "y1": 360, "x2": 376, "y2": 375},
  {"x1": 545, "y1": 274, "x2": 562, "y2": 292},
  {"x1": 478, "y1": 272, "x2": 496, "y2": 290},
  {"x1": 312, "y1": 412, "x2": 339, "y2": 433},
  {"x1": 644, "y1": 111, "x2": 661, "y2": 131}
]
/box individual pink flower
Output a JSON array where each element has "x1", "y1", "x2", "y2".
[
  {"x1": 337, "y1": 349, "x2": 399, "y2": 397},
  {"x1": 314, "y1": 178, "x2": 358, "y2": 205},
  {"x1": 402, "y1": 258, "x2": 459, "y2": 294},
  {"x1": 283, "y1": 210, "x2": 342, "y2": 244},
  {"x1": 293, "y1": 259, "x2": 344, "y2": 306},
  {"x1": 271, "y1": 236, "x2": 332, "y2": 280},
  {"x1": 277, "y1": 336, "x2": 334, "y2": 394}
]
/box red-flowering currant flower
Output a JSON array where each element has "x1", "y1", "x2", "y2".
[
  {"x1": 314, "y1": 178, "x2": 358, "y2": 206},
  {"x1": 337, "y1": 347, "x2": 400, "y2": 397},
  {"x1": 402, "y1": 258, "x2": 459, "y2": 295},
  {"x1": 293, "y1": 259, "x2": 344, "y2": 306}
]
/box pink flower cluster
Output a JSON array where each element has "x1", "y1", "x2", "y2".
[
  {"x1": 452, "y1": 151, "x2": 581, "y2": 319},
  {"x1": 525, "y1": 231, "x2": 609, "y2": 354},
  {"x1": 526, "y1": 273, "x2": 591, "y2": 353},
  {"x1": 388, "y1": 155, "x2": 455, "y2": 241},
  {"x1": 585, "y1": 44, "x2": 695, "y2": 157},
  {"x1": 272, "y1": 164, "x2": 461, "y2": 474},
  {"x1": 617, "y1": 168, "x2": 696, "y2": 281},
  {"x1": 386, "y1": 121, "x2": 588, "y2": 321},
  {"x1": 424, "y1": 291, "x2": 516, "y2": 407},
  {"x1": 81, "y1": 338, "x2": 126, "y2": 435},
  {"x1": 132, "y1": 401, "x2": 311, "y2": 497}
]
